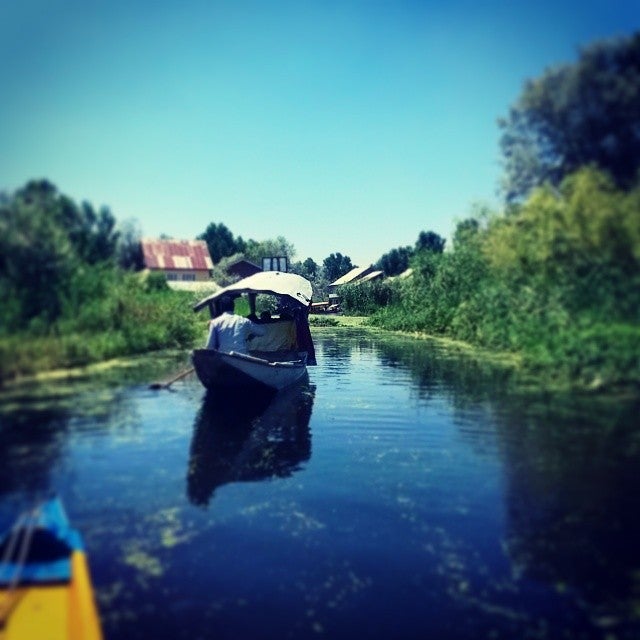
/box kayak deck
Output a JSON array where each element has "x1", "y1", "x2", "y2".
[{"x1": 0, "y1": 498, "x2": 102, "y2": 640}]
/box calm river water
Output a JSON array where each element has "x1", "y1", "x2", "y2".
[{"x1": 1, "y1": 328, "x2": 639, "y2": 639}]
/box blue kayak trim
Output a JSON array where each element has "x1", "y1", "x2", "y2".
[{"x1": 0, "y1": 496, "x2": 84, "y2": 585}]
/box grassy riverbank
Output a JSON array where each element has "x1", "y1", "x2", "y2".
[
  {"x1": 0, "y1": 272, "x2": 207, "y2": 384},
  {"x1": 313, "y1": 313, "x2": 638, "y2": 394}
]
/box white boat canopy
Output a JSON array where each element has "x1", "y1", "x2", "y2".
[{"x1": 194, "y1": 271, "x2": 313, "y2": 313}]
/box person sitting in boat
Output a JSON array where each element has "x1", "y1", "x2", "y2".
[{"x1": 206, "y1": 296, "x2": 267, "y2": 354}]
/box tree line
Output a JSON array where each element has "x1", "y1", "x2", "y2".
[{"x1": 199, "y1": 219, "x2": 446, "y2": 295}]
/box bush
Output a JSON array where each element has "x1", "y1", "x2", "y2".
[
  {"x1": 0, "y1": 268, "x2": 201, "y2": 381},
  {"x1": 340, "y1": 280, "x2": 400, "y2": 315}
]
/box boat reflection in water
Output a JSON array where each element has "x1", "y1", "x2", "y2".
[{"x1": 187, "y1": 379, "x2": 315, "y2": 507}]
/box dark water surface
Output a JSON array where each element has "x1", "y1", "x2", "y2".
[{"x1": 1, "y1": 329, "x2": 639, "y2": 639}]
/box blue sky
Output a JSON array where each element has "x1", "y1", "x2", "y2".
[{"x1": 1, "y1": 1, "x2": 638, "y2": 267}]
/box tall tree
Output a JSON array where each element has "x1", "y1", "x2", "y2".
[
  {"x1": 13, "y1": 180, "x2": 119, "y2": 264},
  {"x1": 198, "y1": 222, "x2": 245, "y2": 263},
  {"x1": 291, "y1": 257, "x2": 319, "y2": 280},
  {"x1": 499, "y1": 32, "x2": 640, "y2": 202},
  {"x1": 117, "y1": 219, "x2": 144, "y2": 270},
  {"x1": 376, "y1": 246, "x2": 413, "y2": 276},
  {"x1": 323, "y1": 253, "x2": 353, "y2": 282},
  {"x1": 416, "y1": 230, "x2": 445, "y2": 254},
  {"x1": 1, "y1": 182, "x2": 75, "y2": 326}
]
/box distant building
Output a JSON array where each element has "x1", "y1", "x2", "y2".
[
  {"x1": 226, "y1": 258, "x2": 262, "y2": 279},
  {"x1": 357, "y1": 270, "x2": 384, "y2": 284},
  {"x1": 327, "y1": 265, "x2": 379, "y2": 293},
  {"x1": 141, "y1": 239, "x2": 213, "y2": 282}
]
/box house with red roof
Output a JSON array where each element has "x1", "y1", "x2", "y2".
[{"x1": 141, "y1": 239, "x2": 214, "y2": 283}]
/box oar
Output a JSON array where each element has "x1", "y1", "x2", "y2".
[{"x1": 149, "y1": 366, "x2": 195, "y2": 390}]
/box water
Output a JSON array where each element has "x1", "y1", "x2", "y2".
[{"x1": 1, "y1": 329, "x2": 639, "y2": 639}]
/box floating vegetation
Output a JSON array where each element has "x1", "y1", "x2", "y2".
[{"x1": 122, "y1": 544, "x2": 164, "y2": 578}]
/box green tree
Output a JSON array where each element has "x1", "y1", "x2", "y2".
[
  {"x1": 198, "y1": 222, "x2": 246, "y2": 263},
  {"x1": 243, "y1": 236, "x2": 296, "y2": 266},
  {"x1": 323, "y1": 253, "x2": 353, "y2": 282},
  {"x1": 14, "y1": 180, "x2": 119, "y2": 264},
  {"x1": 499, "y1": 32, "x2": 640, "y2": 202},
  {"x1": 0, "y1": 180, "x2": 120, "y2": 329},
  {"x1": 291, "y1": 257, "x2": 319, "y2": 280},
  {"x1": 452, "y1": 218, "x2": 480, "y2": 250},
  {"x1": 376, "y1": 246, "x2": 413, "y2": 276},
  {"x1": 117, "y1": 219, "x2": 144, "y2": 270},
  {"x1": 483, "y1": 167, "x2": 640, "y2": 318},
  {"x1": 75, "y1": 201, "x2": 119, "y2": 264},
  {"x1": 0, "y1": 187, "x2": 75, "y2": 327},
  {"x1": 416, "y1": 230, "x2": 446, "y2": 253}
]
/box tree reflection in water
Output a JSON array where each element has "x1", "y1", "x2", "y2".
[
  {"x1": 187, "y1": 380, "x2": 315, "y2": 507},
  {"x1": 374, "y1": 332, "x2": 640, "y2": 629},
  {"x1": 500, "y1": 396, "x2": 640, "y2": 624}
]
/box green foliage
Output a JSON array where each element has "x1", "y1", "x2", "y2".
[
  {"x1": 370, "y1": 169, "x2": 640, "y2": 387},
  {"x1": 323, "y1": 253, "x2": 353, "y2": 282},
  {"x1": 376, "y1": 246, "x2": 412, "y2": 276},
  {"x1": 290, "y1": 258, "x2": 330, "y2": 302},
  {"x1": 340, "y1": 280, "x2": 401, "y2": 316},
  {"x1": 0, "y1": 271, "x2": 201, "y2": 380},
  {"x1": 209, "y1": 252, "x2": 244, "y2": 286},
  {"x1": 144, "y1": 271, "x2": 171, "y2": 293},
  {"x1": 415, "y1": 230, "x2": 446, "y2": 253},
  {"x1": 302, "y1": 257, "x2": 319, "y2": 278},
  {"x1": 243, "y1": 236, "x2": 296, "y2": 266},
  {"x1": 375, "y1": 231, "x2": 445, "y2": 277},
  {"x1": 291, "y1": 257, "x2": 319, "y2": 280},
  {"x1": 452, "y1": 218, "x2": 481, "y2": 250},
  {"x1": 484, "y1": 167, "x2": 640, "y2": 319},
  {"x1": 0, "y1": 180, "x2": 122, "y2": 330},
  {"x1": 198, "y1": 215, "x2": 298, "y2": 274},
  {"x1": 117, "y1": 219, "x2": 144, "y2": 270},
  {"x1": 0, "y1": 180, "x2": 201, "y2": 381},
  {"x1": 499, "y1": 32, "x2": 640, "y2": 201},
  {"x1": 198, "y1": 222, "x2": 246, "y2": 263}
]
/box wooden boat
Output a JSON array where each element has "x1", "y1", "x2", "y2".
[
  {"x1": 192, "y1": 271, "x2": 317, "y2": 392},
  {"x1": 0, "y1": 496, "x2": 102, "y2": 640}
]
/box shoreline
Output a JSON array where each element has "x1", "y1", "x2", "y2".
[
  {"x1": 312, "y1": 315, "x2": 638, "y2": 397},
  {"x1": 2, "y1": 318, "x2": 637, "y2": 398}
]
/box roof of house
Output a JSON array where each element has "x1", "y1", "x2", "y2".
[
  {"x1": 227, "y1": 258, "x2": 262, "y2": 277},
  {"x1": 357, "y1": 270, "x2": 384, "y2": 283},
  {"x1": 228, "y1": 258, "x2": 262, "y2": 269},
  {"x1": 141, "y1": 239, "x2": 213, "y2": 271},
  {"x1": 329, "y1": 265, "x2": 375, "y2": 287}
]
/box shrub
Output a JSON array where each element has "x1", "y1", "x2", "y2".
[{"x1": 340, "y1": 280, "x2": 400, "y2": 315}]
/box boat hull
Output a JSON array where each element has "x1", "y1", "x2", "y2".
[{"x1": 192, "y1": 349, "x2": 307, "y2": 391}]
